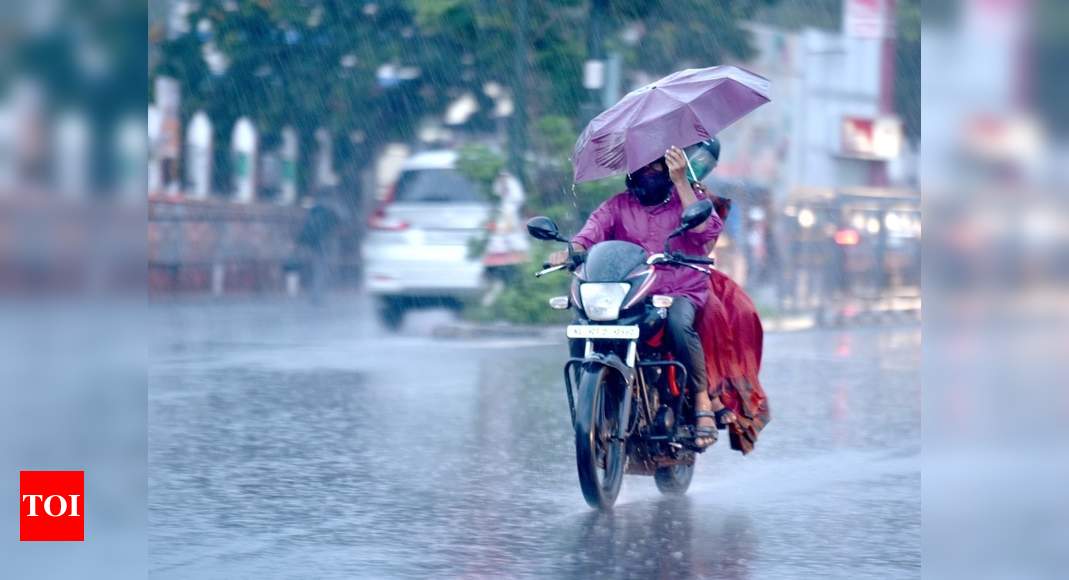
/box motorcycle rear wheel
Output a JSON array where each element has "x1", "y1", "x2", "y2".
[
  {"x1": 574, "y1": 366, "x2": 626, "y2": 510},
  {"x1": 654, "y1": 462, "x2": 694, "y2": 495}
]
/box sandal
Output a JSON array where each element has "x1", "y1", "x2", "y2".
[{"x1": 692, "y1": 411, "x2": 719, "y2": 452}]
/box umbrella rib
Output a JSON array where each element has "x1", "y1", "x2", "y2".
[
  {"x1": 618, "y1": 93, "x2": 711, "y2": 172},
  {"x1": 589, "y1": 95, "x2": 645, "y2": 131},
  {"x1": 688, "y1": 83, "x2": 770, "y2": 134},
  {"x1": 616, "y1": 93, "x2": 678, "y2": 172},
  {"x1": 625, "y1": 102, "x2": 706, "y2": 145}
]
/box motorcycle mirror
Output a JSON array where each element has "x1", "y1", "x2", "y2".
[
  {"x1": 680, "y1": 199, "x2": 713, "y2": 232},
  {"x1": 664, "y1": 199, "x2": 714, "y2": 253},
  {"x1": 526, "y1": 216, "x2": 565, "y2": 242}
]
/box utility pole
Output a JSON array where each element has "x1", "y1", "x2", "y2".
[
  {"x1": 581, "y1": 0, "x2": 608, "y2": 124},
  {"x1": 509, "y1": 0, "x2": 529, "y2": 183},
  {"x1": 875, "y1": 0, "x2": 896, "y2": 290}
]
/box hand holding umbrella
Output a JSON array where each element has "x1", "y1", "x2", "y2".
[
  {"x1": 664, "y1": 146, "x2": 691, "y2": 186},
  {"x1": 665, "y1": 145, "x2": 711, "y2": 232}
]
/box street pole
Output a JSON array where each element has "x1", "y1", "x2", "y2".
[
  {"x1": 875, "y1": 0, "x2": 896, "y2": 291},
  {"x1": 581, "y1": 0, "x2": 608, "y2": 124},
  {"x1": 509, "y1": 0, "x2": 529, "y2": 183}
]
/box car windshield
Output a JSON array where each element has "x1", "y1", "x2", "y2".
[{"x1": 393, "y1": 169, "x2": 483, "y2": 203}]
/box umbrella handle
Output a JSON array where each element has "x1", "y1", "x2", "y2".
[{"x1": 683, "y1": 148, "x2": 699, "y2": 182}]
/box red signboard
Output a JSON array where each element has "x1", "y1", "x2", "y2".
[{"x1": 845, "y1": 0, "x2": 892, "y2": 39}]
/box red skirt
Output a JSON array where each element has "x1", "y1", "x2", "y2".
[{"x1": 696, "y1": 270, "x2": 771, "y2": 454}]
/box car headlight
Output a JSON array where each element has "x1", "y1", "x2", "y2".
[{"x1": 579, "y1": 283, "x2": 630, "y2": 321}]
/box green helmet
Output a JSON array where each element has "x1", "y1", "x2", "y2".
[{"x1": 683, "y1": 138, "x2": 721, "y2": 182}]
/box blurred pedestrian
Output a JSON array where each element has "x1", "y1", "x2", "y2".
[
  {"x1": 296, "y1": 196, "x2": 341, "y2": 305},
  {"x1": 483, "y1": 170, "x2": 530, "y2": 280}
]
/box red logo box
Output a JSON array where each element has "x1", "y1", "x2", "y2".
[{"x1": 20, "y1": 471, "x2": 84, "y2": 541}]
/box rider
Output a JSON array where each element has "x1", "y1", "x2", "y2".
[{"x1": 549, "y1": 144, "x2": 735, "y2": 449}]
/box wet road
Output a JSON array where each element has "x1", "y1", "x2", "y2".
[{"x1": 149, "y1": 298, "x2": 920, "y2": 579}]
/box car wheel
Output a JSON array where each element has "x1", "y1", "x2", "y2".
[{"x1": 377, "y1": 298, "x2": 405, "y2": 331}]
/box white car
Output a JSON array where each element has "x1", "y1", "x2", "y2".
[{"x1": 363, "y1": 150, "x2": 491, "y2": 329}]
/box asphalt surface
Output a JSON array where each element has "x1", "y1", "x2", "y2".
[{"x1": 149, "y1": 296, "x2": 920, "y2": 579}]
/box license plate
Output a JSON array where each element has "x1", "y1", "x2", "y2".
[{"x1": 566, "y1": 325, "x2": 640, "y2": 340}]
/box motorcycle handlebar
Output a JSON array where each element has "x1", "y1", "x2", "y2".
[
  {"x1": 677, "y1": 254, "x2": 716, "y2": 265},
  {"x1": 542, "y1": 253, "x2": 587, "y2": 269},
  {"x1": 534, "y1": 264, "x2": 568, "y2": 277},
  {"x1": 536, "y1": 253, "x2": 585, "y2": 277},
  {"x1": 648, "y1": 252, "x2": 716, "y2": 267}
]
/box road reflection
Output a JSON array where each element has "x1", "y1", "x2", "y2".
[{"x1": 559, "y1": 497, "x2": 756, "y2": 579}]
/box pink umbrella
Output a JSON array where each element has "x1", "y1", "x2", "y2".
[{"x1": 571, "y1": 65, "x2": 771, "y2": 183}]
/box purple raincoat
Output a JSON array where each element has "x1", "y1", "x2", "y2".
[{"x1": 572, "y1": 186, "x2": 723, "y2": 309}]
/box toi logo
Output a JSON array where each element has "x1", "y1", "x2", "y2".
[{"x1": 19, "y1": 471, "x2": 84, "y2": 542}]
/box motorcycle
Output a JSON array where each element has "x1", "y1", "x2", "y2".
[{"x1": 526, "y1": 199, "x2": 718, "y2": 509}]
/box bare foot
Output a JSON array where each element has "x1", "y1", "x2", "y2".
[{"x1": 709, "y1": 398, "x2": 737, "y2": 429}]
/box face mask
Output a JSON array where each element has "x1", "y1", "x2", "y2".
[{"x1": 627, "y1": 170, "x2": 673, "y2": 206}]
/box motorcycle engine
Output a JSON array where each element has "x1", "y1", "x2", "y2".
[{"x1": 654, "y1": 405, "x2": 675, "y2": 435}]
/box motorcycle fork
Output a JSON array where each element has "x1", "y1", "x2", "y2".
[{"x1": 563, "y1": 340, "x2": 638, "y2": 441}]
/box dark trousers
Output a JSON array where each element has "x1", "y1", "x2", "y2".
[{"x1": 569, "y1": 297, "x2": 708, "y2": 396}]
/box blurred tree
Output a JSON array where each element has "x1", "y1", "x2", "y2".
[
  {"x1": 453, "y1": 143, "x2": 505, "y2": 259},
  {"x1": 894, "y1": 0, "x2": 921, "y2": 144},
  {"x1": 408, "y1": 0, "x2": 777, "y2": 169},
  {"x1": 607, "y1": 0, "x2": 776, "y2": 72},
  {"x1": 464, "y1": 251, "x2": 573, "y2": 324},
  {"x1": 755, "y1": 0, "x2": 841, "y2": 30},
  {"x1": 153, "y1": 0, "x2": 435, "y2": 197},
  {"x1": 15, "y1": 1, "x2": 146, "y2": 193},
  {"x1": 153, "y1": 0, "x2": 780, "y2": 197},
  {"x1": 455, "y1": 143, "x2": 506, "y2": 198}
]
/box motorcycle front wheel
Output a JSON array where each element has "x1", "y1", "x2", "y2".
[{"x1": 574, "y1": 366, "x2": 626, "y2": 510}]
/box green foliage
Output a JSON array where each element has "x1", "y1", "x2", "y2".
[
  {"x1": 455, "y1": 144, "x2": 506, "y2": 198},
  {"x1": 153, "y1": 0, "x2": 434, "y2": 193},
  {"x1": 455, "y1": 143, "x2": 504, "y2": 258},
  {"x1": 607, "y1": 0, "x2": 776, "y2": 73},
  {"x1": 754, "y1": 0, "x2": 839, "y2": 31},
  {"x1": 895, "y1": 0, "x2": 921, "y2": 143},
  {"x1": 528, "y1": 113, "x2": 623, "y2": 232},
  {"x1": 465, "y1": 255, "x2": 573, "y2": 325},
  {"x1": 533, "y1": 176, "x2": 624, "y2": 235},
  {"x1": 534, "y1": 115, "x2": 577, "y2": 161},
  {"x1": 464, "y1": 114, "x2": 624, "y2": 324}
]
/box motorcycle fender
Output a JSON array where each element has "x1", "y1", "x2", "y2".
[
  {"x1": 580, "y1": 352, "x2": 635, "y2": 441},
  {"x1": 581, "y1": 352, "x2": 634, "y2": 386}
]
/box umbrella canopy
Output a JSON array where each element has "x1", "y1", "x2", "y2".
[{"x1": 571, "y1": 65, "x2": 771, "y2": 183}]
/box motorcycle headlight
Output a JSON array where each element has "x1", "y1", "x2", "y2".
[{"x1": 579, "y1": 283, "x2": 630, "y2": 321}]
